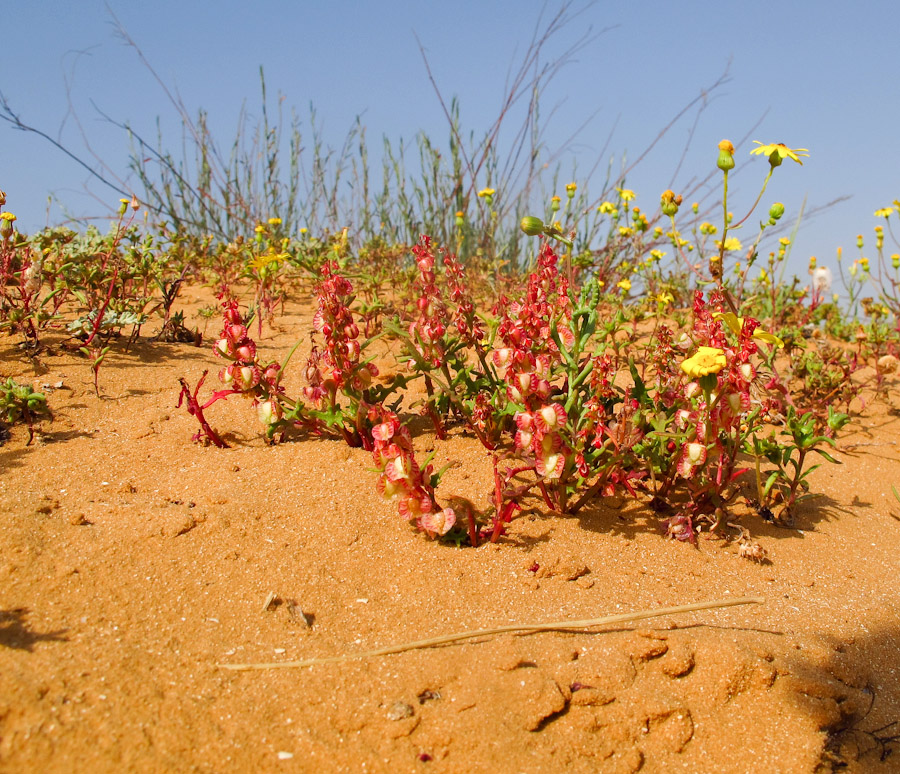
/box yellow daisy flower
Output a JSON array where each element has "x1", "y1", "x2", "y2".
[
  {"x1": 750, "y1": 142, "x2": 810, "y2": 166},
  {"x1": 713, "y1": 312, "x2": 784, "y2": 348},
  {"x1": 681, "y1": 347, "x2": 727, "y2": 378},
  {"x1": 717, "y1": 237, "x2": 743, "y2": 252}
]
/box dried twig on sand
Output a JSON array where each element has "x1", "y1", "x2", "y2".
[{"x1": 219, "y1": 596, "x2": 764, "y2": 672}]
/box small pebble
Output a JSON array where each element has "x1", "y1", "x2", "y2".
[{"x1": 386, "y1": 701, "x2": 415, "y2": 721}]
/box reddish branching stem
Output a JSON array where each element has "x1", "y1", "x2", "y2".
[{"x1": 177, "y1": 371, "x2": 229, "y2": 448}]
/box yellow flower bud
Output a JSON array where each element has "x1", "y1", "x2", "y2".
[
  {"x1": 660, "y1": 189, "x2": 682, "y2": 217},
  {"x1": 717, "y1": 139, "x2": 735, "y2": 172},
  {"x1": 0, "y1": 211, "x2": 16, "y2": 240}
]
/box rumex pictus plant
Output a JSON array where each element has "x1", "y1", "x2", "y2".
[{"x1": 169, "y1": 137, "x2": 875, "y2": 555}]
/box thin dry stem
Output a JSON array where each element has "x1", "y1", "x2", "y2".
[{"x1": 218, "y1": 595, "x2": 764, "y2": 672}]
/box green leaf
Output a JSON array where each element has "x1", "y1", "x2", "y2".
[
  {"x1": 811, "y1": 449, "x2": 840, "y2": 464},
  {"x1": 627, "y1": 358, "x2": 649, "y2": 406}
]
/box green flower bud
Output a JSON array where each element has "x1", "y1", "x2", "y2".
[
  {"x1": 520, "y1": 216, "x2": 545, "y2": 236},
  {"x1": 0, "y1": 212, "x2": 16, "y2": 240},
  {"x1": 717, "y1": 140, "x2": 735, "y2": 172},
  {"x1": 660, "y1": 190, "x2": 682, "y2": 217},
  {"x1": 769, "y1": 202, "x2": 785, "y2": 220}
]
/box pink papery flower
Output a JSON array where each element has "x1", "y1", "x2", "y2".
[
  {"x1": 663, "y1": 514, "x2": 696, "y2": 543},
  {"x1": 214, "y1": 338, "x2": 231, "y2": 357},
  {"x1": 515, "y1": 411, "x2": 534, "y2": 430},
  {"x1": 726, "y1": 390, "x2": 751, "y2": 415},
  {"x1": 514, "y1": 427, "x2": 534, "y2": 451},
  {"x1": 556, "y1": 324, "x2": 576, "y2": 348},
  {"x1": 420, "y1": 507, "x2": 456, "y2": 536},
  {"x1": 384, "y1": 453, "x2": 416, "y2": 483},
  {"x1": 685, "y1": 381, "x2": 701, "y2": 399},
  {"x1": 535, "y1": 403, "x2": 567, "y2": 432},
  {"x1": 493, "y1": 348, "x2": 514, "y2": 370},
  {"x1": 677, "y1": 442, "x2": 707, "y2": 478},
  {"x1": 398, "y1": 492, "x2": 434, "y2": 521},
  {"x1": 376, "y1": 475, "x2": 409, "y2": 501},
  {"x1": 369, "y1": 404, "x2": 444, "y2": 535},
  {"x1": 674, "y1": 409, "x2": 693, "y2": 428},
  {"x1": 372, "y1": 421, "x2": 396, "y2": 443},
  {"x1": 536, "y1": 433, "x2": 565, "y2": 479}
]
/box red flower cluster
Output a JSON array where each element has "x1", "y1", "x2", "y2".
[
  {"x1": 408, "y1": 236, "x2": 449, "y2": 368},
  {"x1": 369, "y1": 405, "x2": 456, "y2": 536},
  {"x1": 213, "y1": 299, "x2": 283, "y2": 427},
  {"x1": 675, "y1": 291, "x2": 763, "y2": 484},
  {"x1": 442, "y1": 247, "x2": 485, "y2": 345},
  {"x1": 305, "y1": 261, "x2": 378, "y2": 404},
  {"x1": 493, "y1": 242, "x2": 575, "y2": 478}
]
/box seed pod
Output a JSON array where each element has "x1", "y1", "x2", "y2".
[{"x1": 520, "y1": 216, "x2": 545, "y2": 236}]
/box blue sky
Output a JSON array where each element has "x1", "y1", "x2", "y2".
[{"x1": 2, "y1": 0, "x2": 897, "y2": 278}]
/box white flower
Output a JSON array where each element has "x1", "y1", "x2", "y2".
[{"x1": 812, "y1": 266, "x2": 832, "y2": 293}]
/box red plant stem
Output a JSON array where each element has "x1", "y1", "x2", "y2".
[
  {"x1": 570, "y1": 472, "x2": 609, "y2": 515},
  {"x1": 177, "y1": 373, "x2": 229, "y2": 448},
  {"x1": 537, "y1": 481, "x2": 555, "y2": 511},
  {"x1": 355, "y1": 402, "x2": 373, "y2": 452},
  {"x1": 437, "y1": 362, "x2": 495, "y2": 450},
  {"x1": 490, "y1": 455, "x2": 505, "y2": 543},
  {"x1": 466, "y1": 507, "x2": 479, "y2": 548},
  {"x1": 82, "y1": 266, "x2": 119, "y2": 348},
  {"x1": 423, "y1": 374, "x2": 446, "y2": 440}
]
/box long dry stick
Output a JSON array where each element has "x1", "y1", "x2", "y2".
[{"x1": 219, "y1": 595, "x2": 764, "y2": 672}]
